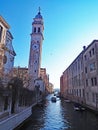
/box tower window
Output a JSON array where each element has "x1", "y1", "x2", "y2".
[
  {"x1": 34, "y1": 27, "x2": 36, "y2": 33},
  {"x1": 34, "y1": 61, "x2": 37, "y2": 64},
  {"x1": 38, "y1": 27, "x2": 40, "y2": 33}
]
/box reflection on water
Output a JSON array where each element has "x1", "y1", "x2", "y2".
[{"x1": 18, "y1": 94, "x2": 98, "y2": 130}]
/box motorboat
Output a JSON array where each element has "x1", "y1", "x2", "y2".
[
  {"x1": 37, "y1": 102, "x2": 44, "y2": 107},
  {"x1": 74, "y1": 103, "x2": 85, "y2": 111},
  {"x1": 51, "y1": 96, "x2": 56, "y2": 102},
  {"x1": 64, "y1": 99, "x2": 71, "y2": 103}
]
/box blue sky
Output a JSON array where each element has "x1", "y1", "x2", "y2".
[{"x1": 0, "y1": 0, "x2": 98, "y2": 88}]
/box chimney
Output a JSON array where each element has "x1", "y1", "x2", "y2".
[{"x1": 83, "y1": 46, "x2": 86, "y2": 50}]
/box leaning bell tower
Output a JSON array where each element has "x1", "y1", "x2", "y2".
[{"x1": 28, "y1": 8, "x2": 44, "y2": 90}]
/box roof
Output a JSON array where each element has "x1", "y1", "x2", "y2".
[
  {"x1": 35, "y1": 11, "x2": 43, "y2": 19},
  {"x1": 0, "y1": 15, "x2": 10, "y2": 29},
  {"x1": 7, "y1": 30, "x2": 13, "y2": 39}
]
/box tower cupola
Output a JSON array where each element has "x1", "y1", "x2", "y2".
[{"x1": 35, "y1": 9, "x2": 43, "y2": 19}]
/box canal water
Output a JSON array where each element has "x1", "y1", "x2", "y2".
[{"x1": 18, "y1": 94, "x2": 98, "y2": 130}]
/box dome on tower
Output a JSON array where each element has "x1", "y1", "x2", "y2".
[
  {"x1": 35, "y1": 7, "x2": 43, "y2": 19},
  {"x1": 35, "y1": 11, "x2": 43, "y2": 19}
]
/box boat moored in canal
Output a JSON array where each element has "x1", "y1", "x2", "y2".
[
  {"x1": 36, "y1": 102, "x2": 44, "y2": 107},
  {"x1": 74, "y1": 103, "x2": 85, "y2": 111},
  {"x1": 64, "y1": 99, "x2": 71, "y2": 103},
  {"x1": 51, "y1": 96, "x2": 56, "y2": 102}
]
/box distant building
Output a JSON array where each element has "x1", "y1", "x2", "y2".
[
  {"x1": 60, "y1": 74, "x2": 66, "y2": 97},
  {"x1": 40, "y1": 68, "x2": 49, "y2": 90},
  {"x1": 12, "y1": 67, "x2": 50, "y2": 92},
  {"x1": 40, "y1": 68, "x2": 53, "y2": 93},
  {"x1": 48, "y1": 82, "x2": 54, "y2": 93},
  {"x1": 13, "y1": 67, "x2": 29, "y2": 88},
  {"x1": 60, "y1": 40, "x2": 98, "y2": 111},
  {"x1": 34, "y1": 77, "x2": 45, "y2": 93}
]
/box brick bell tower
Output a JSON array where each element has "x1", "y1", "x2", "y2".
[{"x1": 28, "y1": 8, "x2": 44, "y2": 90}]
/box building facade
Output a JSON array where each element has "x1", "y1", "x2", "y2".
[
  {"x1": 60, "y1": 40, "x2": 98, "y2": 111},
  {"x1": 28, "y1": 9, "x2": 44, "y2": 90},
  {"x1": 83, "y1": 40, "x2": 98, "y2": 109},
  {"x1": 0, "y1": 16, "x2": 16, "y2": 83},
  {"x1": 0, "y1": 16, "x2": 16, "y2": 112}
]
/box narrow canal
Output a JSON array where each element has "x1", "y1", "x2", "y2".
[{"x1": 17, "y1": 94, "x2": 98, "y2": 130}]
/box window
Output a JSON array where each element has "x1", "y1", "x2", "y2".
[
  {"x1": 0, "y1": 25, "x2": 3, "y2": 42},
  {"x1": 83, "y1": 89, "x2": 85, "y2": 97},
  {"x1": 77, "y1": 89, "x2": 78, "y2": 96},
  {"x1": 91, "y1": 77, "x2": 97, "y2": 86},
  {"x1": 85, "y1": 67, "x2": 87, "y2": 73},
  {"x1": 84, "y1": 55, "x2": 87, "y2": 60},
  {"x1": 38, "y1": 27, "x2": 40, "y2": 33},
  {"x1": 79, "y1": 89, "x2": 81, "y2": 97},
  {"x1": 91, "y1": 78, "x2": 94, "y2": 86},
  {"x1": 94, "y1": 77, "x2": 97, "y2": 86},
  {"x1": 34, "y1": 27, "x2": 36, "y2": 33},
  {"x1": 87, "y1": 92, "x2": 89, "y2": 101},
  {"x1": 89, "y1": 51, "x2": 91, "y2": 57},
  {"x1": 92, "y1": 93, "x2": 96, "y2": 103},
  {"x1": 90, "y1": 62, "x2": 96, "y2": 71},
  {"x1": 92, "y1": 48, "x2": 95, "y2": 55},
  {"x1": 86, "y1": 79, "x2": 88, "y2": 86},
  {"x1": 3, "y1": 55, "x2": 7, "y2": 64}
]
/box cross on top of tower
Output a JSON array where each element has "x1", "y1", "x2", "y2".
[
  {"x1": 38, "y1": 7, "x2": 41, "y2": 13},
  {"x1": 35, "y1": 7, "x2": 43, "y2": 19}
]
